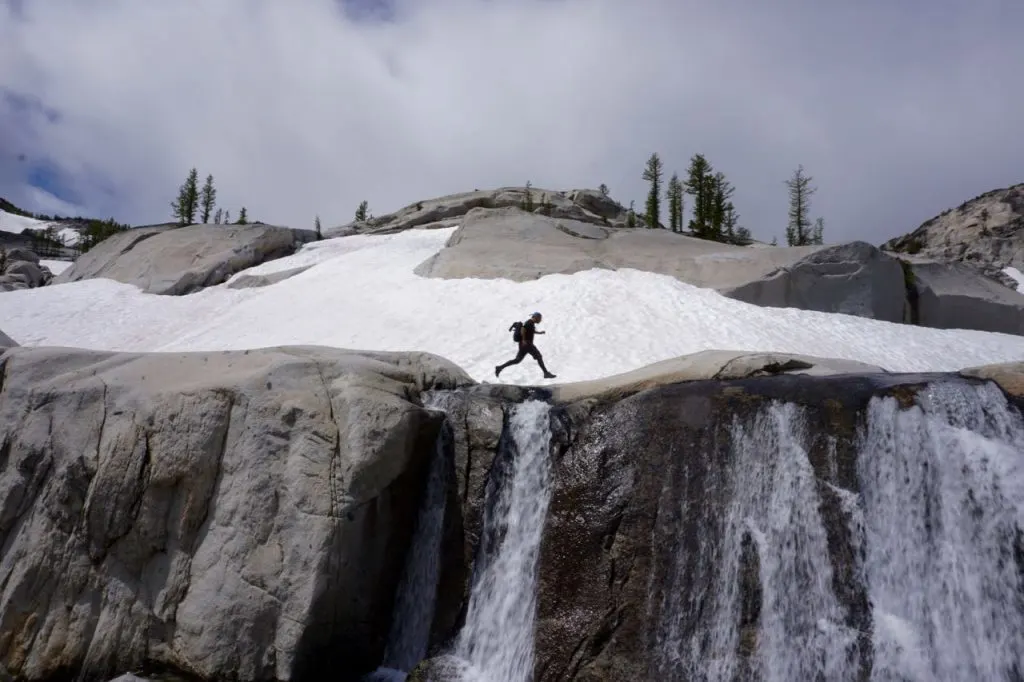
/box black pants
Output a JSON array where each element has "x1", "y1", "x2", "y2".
[{"x1": 498, "y1": 343, "x2": 550, "y2": 373}]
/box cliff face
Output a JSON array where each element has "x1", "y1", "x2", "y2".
[
  {"x1": 0, "y1": 345, "x2": 472, "y2": 682},
  {"x1": 3, "y1": 345, "x2": 1024, "y2": 682}
]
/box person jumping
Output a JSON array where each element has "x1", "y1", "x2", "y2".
[{"x1": 496, "y1": 312, "x2": 556, "y2": 379}]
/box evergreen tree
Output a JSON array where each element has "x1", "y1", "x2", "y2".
[
  {"x1": 709, "y1": 172, "x2": 736, "y2": 242},
  {"x1": 722, "y1": 201, "x2": 740, "y2": 242},
  {"x1": 315, "y1": 215, "x2": 322, "y2": 239},
  {"x1": 785, "y1": 164, "x2": 816, "y2": 246},
  {"x1": 355, "y1": 200, "x2": 369, "y2": 222},
  {"x1": 626, "y1": 200, "x2": 637, "y2": 227},
  {"x1": 171, "y1": 167, "x2": 200, "y2": 226},
  {"x1": 521, "y1": 181, "x2": 534, "y2": 212},
  {"x1": 684, "y1": 154, "x2": 714, "y2": 238},
  {"x1": 224, "y1": 210, "x2": 231, "y2": 224},
  {"x1": 214, "y1": 208, "x2": 223, "y2": 225},
  {"x1": 735, "y1": 226, "x2": 752, "y2": 244},
  {"x1": 236, "y1": 207, "x2": 248, "y2": 225},
  {"x1": 599, "y1": 183, "x2": 609, "y2": 196},
  {"x1": 810, "y1": 216, "x2": 825, "y2": 245},
  {"x1": 200, "y1": 174, "x2": 217, "y2": 223},
  {"x1": 642, "y1": 153, "x2": 663, "y2": 228},
  {"x1": 666, "y1": 173, "x2": 684, "y2": 232}
]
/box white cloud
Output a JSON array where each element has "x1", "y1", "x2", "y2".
[{"x1": 2, "y1": 0, "x2": 1023, "y2": 242}]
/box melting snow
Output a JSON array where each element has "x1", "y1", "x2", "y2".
[{"x1": 2, "y1": 226, "x2": 1024, "y2": 384}]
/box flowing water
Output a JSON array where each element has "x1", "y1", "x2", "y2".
[
  {"x1": 369, "y1": 393, "x2": 457, "y2": 681},
  {"x1": 858, "y1": 381, "x2": 1024, "y2": 681},
  {"x1": 656, "y1": 380, "x2": 1024, "y2": 681},
  {"x1": 453, "y1": 400, "x2": 554, "y2": 682}
]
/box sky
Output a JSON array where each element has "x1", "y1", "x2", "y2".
[{"x1": 1, "y1": 0, "x2": 1022, "y2": 243}]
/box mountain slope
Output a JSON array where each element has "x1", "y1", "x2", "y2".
[{"x1": 882, "y1": 182, "x2": 1024, "y2": 285}]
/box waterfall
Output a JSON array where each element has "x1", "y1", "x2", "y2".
[
  {"x1": 655, "y1": 379, "x2": 1024, "y2": 681},
  {"x1": 453, "y1": 399, "x2": 554, "y2": 682},
  {"x1": 656, "y1": 401, "x2": 862, "y2": 681},
  {"x1": 368, "y1": 394, "x2": 455, "y2": 681},
  {"x1": 858, "y1": 380, "x2": 1024, "y2": 681}
]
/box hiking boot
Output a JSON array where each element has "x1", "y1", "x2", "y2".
[{"x1": 543, "y1": 372, "x2": 556, "y2": 379}]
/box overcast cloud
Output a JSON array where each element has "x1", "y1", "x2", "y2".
[{"x1": 2, "y1": 0, "x2": 1022, "y2": 243}]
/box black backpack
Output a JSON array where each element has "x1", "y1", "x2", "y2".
[{"x1": 509, "y1": 321, "x2": 523, "y2": 343}]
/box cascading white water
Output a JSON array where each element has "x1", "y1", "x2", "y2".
[
  {"x1": 658, "y1": 401, "x2": 862, "y2": 681},
  {"x1": 657, "y1": 379, "x2": 1024, "y2": 681},
  {"x1": 381, "y1": 416, "x2": 451, "y2": 671},
  {"x1": 366, "y1": 393, "x2": 457, "y2": 682},
  {"x1": 857, "y1": 380, "x2": 1024, "y2": 681},
  {"x1": 453, "y1": 400, "x2": 553, "y2": 682}
]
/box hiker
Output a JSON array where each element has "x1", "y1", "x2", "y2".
[{"x1": 496, "y1": 312, "x2": 556, "y2": 379}]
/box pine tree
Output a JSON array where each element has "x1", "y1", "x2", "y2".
[
  {"x1": 709, "y1": 172, "x2": 736, "y2": 242},
  {"x1": 642, "y1": 153, "x2": 663, "y2": 228},
  {"x1": 599, "y1": 183, "x2": 609, "y2": 196},
  {"x1": 224, "y1": 210, "x2": 231, "y2": 224},
  {"x1": 171, "y1": 167, "x2": 200, "y2": 226},
  {"x1": 355, "y1": 200, "x2": 369, "y2": 222},
  {"x1": 315, "y1": 215, "x2": 322, "y2": 240},
  {"x1": 214, "y1": 208, "x2": 223, "y2": 225},
  {"x1": 684, "y1": 154, "x2": 714, "y2": 238},
  {"x1": 236, "y1": 207, "x2": 248, "y2": 225},
  {"x1": 666, "y1": 173, "x2": 684, "y2": 232},
  {"x1": 722, "y1": 201, "x2": 740, "y2": 242},
  {"x1": 626, "y1": 200, "x2": 637, "y2": 227},
  {"x1": 200, "y1": 174, "x2": 217, "y2": 223},
  {"x1": 785, "y1": 164, "x2": 816, "y2": 246},
  {"x1": 811, "y1": 216, "x2": 825, "y2": 245},
  {"x1": 521, "y1": 181, "x2": 534, "y2": 212}
]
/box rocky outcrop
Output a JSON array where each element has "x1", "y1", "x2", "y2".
[
  {"x1": 883, "y1": 182, "x2": 1024, "y2": 287},
  {"x1": 902, "y1": 259, "x2": 1024, "y2": 335},
  {"x1": 53, "y1": 224, "x2": 318, "y2": 295},
  {"x1": 0, "y1": 246, "x2": 53, "y2": 292},
  {"x1": 324, "y1": 187, "x2": 630, "y2": 238},
  {"x1": 414, "y1": 208, "x2": 907, "y2": 322},
  {"x1": 0, "y1": 344, "x2": 473, "y2": 682},
  {"x1": 226, "y1": 265, "x2": 315, "y2": 289}
]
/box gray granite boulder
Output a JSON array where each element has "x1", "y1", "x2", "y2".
[
  {"x1": 53, "y1": 224, "x2": 318, "y2": 295},
  {"x1": 0, "y1": 344, "x2": 472, "y2": 682}
]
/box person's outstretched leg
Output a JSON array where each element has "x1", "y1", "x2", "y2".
[{"x1": 528, "y1": 345, "x2": 556, "y2": 378}]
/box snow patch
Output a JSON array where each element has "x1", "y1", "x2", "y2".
[
  {"x1": 1002, "y1": 267, "x2": 1024, "y2": 293},
  {"x1": 2, "y1": 227, "x2": 1024, "y2": 384}
]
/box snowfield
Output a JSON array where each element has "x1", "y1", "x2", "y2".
[
  {"x1": 0, "y1": 208, "x2": 80, "y2": 246},
  {"x1": 2, "y1": 226, "x2": 1024, "y2": 384}
]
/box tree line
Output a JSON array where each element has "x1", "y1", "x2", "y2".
[
  {"x1": 607, "y1": 154, "x2": 826, "y2": 246},
  {"x1": 171, "y1": 168, "x2": 249, "y2": 226}
]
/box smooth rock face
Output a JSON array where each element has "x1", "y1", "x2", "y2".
[
  {"x1": 905, "y1": 259, "x2": 1024, "y2": 335},
  {"x1": 414, "y1": 208, "x2": 906, "y2": 321},
  {"x1": 883, "y1": 182, "x2": 1024, "y2": 287},
  {"x1": 0, "y1": 329, "x2": 16, "y2": 348},
  {"x1": 722, "y1": 241, "x2": 907, "y2": 322},
  {"x1": 54, "y1": 224, "x2": 318, "y2": 295},
  {"x1": 0, "y1": 345, "x2": 473, "y2": 682}
]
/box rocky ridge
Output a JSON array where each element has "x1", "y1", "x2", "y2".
[{"x1": 883, "y1": 182, "x2": 1024, "y2": 288}]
